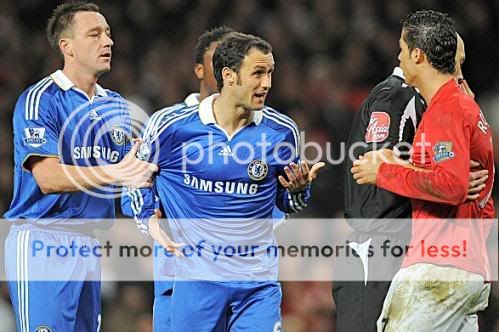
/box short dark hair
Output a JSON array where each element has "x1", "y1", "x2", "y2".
[
  {"x1": 194, "y1": 26, "x2": 235, "y2": 65},
  {"x1": 46, "y1": 1, "x2": 100, "y2": 58},
  {"x1": 213, "y1": 32, "x2": 272, "y2": 90},
  {"x1": 401, "y1": 10, "x2": 457, "y2": 74}
]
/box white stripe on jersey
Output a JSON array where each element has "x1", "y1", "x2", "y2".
[
  {"x1": 31, "y1": 78, "x2": 53, "y2": 121},
  {"x1": 262, "y1": 108, "x2": 300, "y2": 157},
  {"x1": 143, "y1": 103, "x2": 185, "y2": 140},
  {"x1": 398, "y1": 96, "x2": 417, "y2": 143},
  {"x1": 24, "y1": 77, "x2": 50, "y2": 120},
  {"x1": 150, "y1": 107, "x2": 198, "y2": 142}
]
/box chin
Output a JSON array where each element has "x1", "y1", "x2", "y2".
[{"x1": 96, "y1": 65, "x2": 111, "y2": 76}]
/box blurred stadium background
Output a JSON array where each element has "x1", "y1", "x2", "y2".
[{"x1": 0, "y1": 0, "x2": 498, "y2": 331}]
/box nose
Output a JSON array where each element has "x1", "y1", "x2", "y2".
[
  {"x1": 103, "y1": 33, "x2": 114, "y2": 47},
  {"x1": 261, "y1": 74, "x2": 272, "y2": 89}
]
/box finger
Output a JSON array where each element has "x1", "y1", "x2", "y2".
[
  {"x1": 356, "y1": 178, "x2": 366, "y2": 185},
  {"x1": 469, "y1": 170, "x2": 488, "y2": 181},
  {"x1": 278, "y1": 175, "x2": 289, "y2": 188},
  {"x1": 469, "y1": 173, "x2": 488, "y2": 186},
  {"x1": 470, "y1": 160, "x2": 481, "y2": 168},
  {"x1": 353, "y1": 159, "x2": 363, "y2": 167},
  {"x1": 351, "y1": 166, "x2": 359, "y2": 174},
  {"x1": 468, "y1": 183, "x2": 486, "y2": 194},
  {"x1": 299, "y1": 161, "x2": 310, "y2": 175},
  {"x1": 309, "y1": 162, "x2": 325, "y2": 180},
  {"x1": 466, "y1": 193, "x2": 480, "y2": 201},
  {"x1": 146, "y1": 162, "x2": 159, "y2": 172},
  {"x1": 358, "y1": 155, "x2": 364, "y2": 160},
  {"x1": 290, "y1": 163, "x2": 304, "y2": 182},
  {"x1": 353, "y1": 172, "x2": 363, "y2": 180},
  {"x1": 284, "y1": 166, "x2": 296, "y2": 182}
]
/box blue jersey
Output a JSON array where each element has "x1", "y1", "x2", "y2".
[
  {"x1": 4, "y1": 70, "x2": 130, "y2": 226},
  {"x1": 132, "y1": 94, "x2": 310, "y2": 280}
]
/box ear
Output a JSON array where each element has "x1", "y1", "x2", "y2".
[
  {"x1": 194, "y1": 63, "x2": 204, "y2": 81},
  {"x1": 222, "y1": 67, "x2": 235, "y2": 86},
  {"x1": 412, "y1": 48, "x2": 425, "y2": 65},
  {"x1": 59, "y1": 38, "x2": 73, "y2": 57}
]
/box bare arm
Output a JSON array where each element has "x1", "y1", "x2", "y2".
[{"x1": 28, "y1": 141, "x2": 158, "y2": 194}]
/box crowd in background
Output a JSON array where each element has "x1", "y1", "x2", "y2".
[{"x1": 0, "y1": 0, "x2": 498, "y2": 330}]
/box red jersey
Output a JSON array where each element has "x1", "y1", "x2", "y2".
[{"x1": 377, "y1": 79, "x2": 495, "y2": 278}]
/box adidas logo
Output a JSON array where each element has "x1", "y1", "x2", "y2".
[
  {"x1": 89, "y1": 110, "x2": 102, "y2": 121},
  {"x1": 218, "y1": 145, "x2": 233, "y2": 157}
]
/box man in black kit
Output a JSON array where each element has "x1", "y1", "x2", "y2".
[{"x1": 334, "y1": 66, "x2": 425, "y2": 332}]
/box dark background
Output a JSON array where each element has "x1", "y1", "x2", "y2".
[{"x1": 0, "y1": 1, "x2": 498, "y2": 331}]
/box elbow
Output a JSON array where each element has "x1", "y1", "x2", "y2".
[
  {"x1": 38, "y1": 183, "x2": 58, "y2": 195},
  {"x1": 36, "y1": 179, "x2": 60, "y2": 195}
]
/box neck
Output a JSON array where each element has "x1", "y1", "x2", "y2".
[
  {"x1": 414, "y1": 69, "x2": 453, "y2": 104},
  {"x1": 62, "y1": 64, "x2": 99, "y2": 98},
  {"x1": 213, "y1": 91, "x2": 253, "y2": 136},
  {"x1": 199, "y1": 83, "x2": 210, "y2": 101}
]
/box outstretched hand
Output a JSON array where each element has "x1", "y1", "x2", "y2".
[
  {"x1": 278, "y1": 161, "x2": 325, "y2": 193},
  {"x1": 148, "y1": 215, "x2": 184, "y2": 257}
]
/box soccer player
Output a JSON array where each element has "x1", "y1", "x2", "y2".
[
  {"x1": 133, "y1": 32, "x2": 324, "y2": 331},
  {"x1": 3, "y1": 2, "x2": 157, "y2": 331},
  {"x1": 351, "y1": 10, "x2": 494, "y2": 331},
  {"x1": 335, "y1": 33, "x2": 489, "y2": 332},
  {"x1": 123, "y1": 25, "x2": 235, "y2": 332}
]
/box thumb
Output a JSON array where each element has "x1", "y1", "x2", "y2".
[
  {"x1": 128, "y1": 140, "x2": 142, "y2": 157},
  {"x1": 309, "y1": 162, "x2": 325, "y2": 180}
]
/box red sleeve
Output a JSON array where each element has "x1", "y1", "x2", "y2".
[
  {"x1": 483, "y1": 196, "x2": 495, "y2": 219},
  {"x1": 376, "y1": 108, "x2": 470, "y2": 205}
]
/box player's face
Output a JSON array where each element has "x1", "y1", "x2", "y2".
[
  {"x1": 398, "y1": 29, "x2": 416, "y2": 85},
  {"x1": 68, "y1": 12, "x2": 113, "y2": 76},
  {"x1": 233, "y1": 48, "x2": 274, "y2": 110},
  {"x1": 202, "y1": 41, "x2": 220, "y2": 95},
  {"x1": 454, "y1": 34, "x2": 465, "y2": 80}
]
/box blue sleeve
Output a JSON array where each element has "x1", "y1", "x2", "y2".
[
  {"x1": 128, "y1": 113, "x2": 171, "y2": 232},
  {"x1": 13, "y1": 89, "x2": 59, "y2": 170},
  {"x1": 274, "y1": 125, "x2": 312, "y2": 213}
]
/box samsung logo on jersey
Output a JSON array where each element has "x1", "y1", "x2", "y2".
[
  {"x1": 183, "y1": 174, "x2": 258, "y2": 195},
  {"x1": 73, "y1": 146, "x2": 120, "y2": 162}
]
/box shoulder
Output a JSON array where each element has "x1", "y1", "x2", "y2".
[
  {"x1": 144, "y1": 103, "x2": 199, "y2": 140},
  {"x1": 261, "y1": 106, "x2": 299, "y2": 138},
  {"x1": 15, "y1": 76, "x2": 58, "y2": 121},
  {"x1": 370, "y1": 75, "x2": 418, "y2": 104}
]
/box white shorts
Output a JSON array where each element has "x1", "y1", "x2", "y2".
[{"x1": 377, "y1": 263, "x2": 490, "y2": 332}]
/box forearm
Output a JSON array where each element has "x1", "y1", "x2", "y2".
[
  {"x1": 32, "y1": 160, "x2": 117, "y2": 194},
  {"x1": 376, "y1": 162, "x2": 468, "y2": 205}
]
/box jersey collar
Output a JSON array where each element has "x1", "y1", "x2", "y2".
[
  {"x1": 198, "y1": 94, "x2": 263, "y2": 126},
  {"x1": 392, "y1": 67, "x2": 405, "y2": 80},
  {"x1": 184, "y1": 93, "x2": 201, "y2": 106},
  {"x1": 50, "y1": 70, "x2": 108, "y2": 97}
]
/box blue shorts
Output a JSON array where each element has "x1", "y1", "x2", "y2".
[
  {"x1": 171, "y1": 281, "x2": 282, "y2": 332},
  {"x1": 5, "y1": 225, "x2": 101, "y2": 332},
  {"x1": 153, "y1": 283, "x2": 172, "y2": 332}
]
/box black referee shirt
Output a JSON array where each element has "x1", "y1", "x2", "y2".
[{"x1": 343, "y1": 67, "x2": 425, "y2": 238}]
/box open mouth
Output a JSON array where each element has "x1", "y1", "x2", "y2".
[
  {"x1": 100, "y1": 52, "x2": 112, "y2": 59},
  {"x1": 254, "y1": 92, "x2": 267, "y2": 100}
]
